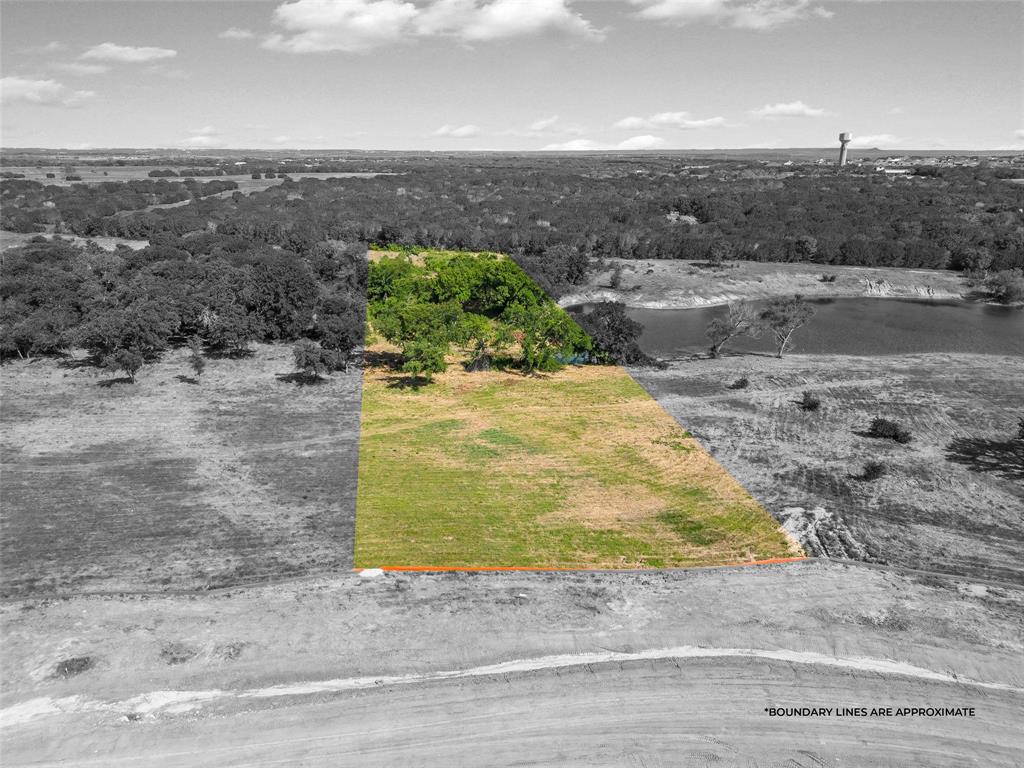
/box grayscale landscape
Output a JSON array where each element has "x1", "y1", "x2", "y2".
[{"x1": 1, "y1": 1, "x2": 1022, "y2": 766}]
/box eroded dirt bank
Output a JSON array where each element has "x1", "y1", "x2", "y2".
[{"x1": 560, "y1": 259, "x2": 968, "y2": 309}]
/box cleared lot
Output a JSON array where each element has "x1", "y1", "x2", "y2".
[
  {"x1": 631, "y1": 352, "x2": 1024, "y2": 583},
  {"x1": 0, "y1": 345, "x2": 362, "y2": 596}
]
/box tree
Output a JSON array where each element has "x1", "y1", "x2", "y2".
[
  {"x1": 507, "y1": 301, "x2": 590, "y2": 374},
  {"x1": 572, "y1": 302, "x2": 648, "y2": 365},
  {"x1": 705, "y1": 301, "x2": 759, "y2": 357},
  {"x1": 400, "y1": 339, "x2": 447, "y2": 382},
  {"x1": 867, "y1": 417, "x2": 912, "y2": 444},
  {"x1": 187, "y1": 336, "x2": 206, "y2": 380},
  {"x1": 461, "y1": 313, "x2": 510, "y2": 372},
  {"x1": 759, "y1": 296, "x2": 815, "y2": 358},
  {"x1": 102, "y1": 347, "x2": 144, "y2": 382},
  {"x1": 203, "y1": 305, "x2": 256, "y2": 356},
  {"x1": 292, "y1": 339, "x2": 340, "y2": 382},
  {"x1": 707, "y1": 240, "x2": 734, "y2": 266},
  {"x1": 986, "y1": 269, "x2": 1024, "y2": 304}
]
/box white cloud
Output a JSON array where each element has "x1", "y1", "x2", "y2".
[
  {"x1": 751, "y1": 100, "x2": 826, "y2": 118},
  {"x1": 264, "y1": 0, "x2": 421, "y2": 52},
  {"x1": 271, "y1": 135, "x2": 293, "y2": 144},
  {"x1": 24, "y1": 41, "x2": 67, "y2": 54},
  {"x1": 180, "y1": 135, "x2": 227, "y2": 148},
  {"x1": 433, "y1": 123, "x2": 481, "y2": 138},
  {"x1": 848, "y1": 133, "x2": 902, "y2": 148},
  {"x1": 81, "y1": 43, "x2": 178, "y2": 63},
  {"x1": 631, "y1": 0, "x2": 830, "y2": 29},
  {"x1": 617, "y1": 134, "x2": 667, "y2": 150},
  {"x1": 540, "y1": 135, "x2": 669, "y2": 151},
  {"x1": 179, "y1": 126, "x2": 227, "y2": 148},
  {"x1": 417, "y1": 0, "x2": 602, "y2": 41},
  {"x1": 1014, "y1": 128, "x2": 1024, "y2": 140},
  {"x1": 528, "y1": 115, "x2": 560, "y2": 132},
  {"x1": 220, "y1": 27, "x2": 256, "y2": 40},
  {"x1": 541, "y1": 138, "x2": 607, "y2": 151},
  {"x1": 614, "y1": 111, "x2": 727, "y2": 130},
  {"x1": 53, "y1": 62, "x2": 110, "y2": 76},
  {"x1": 262, "y1": 0, "x2": 600, "y2": 53},
  {"x1": 0, "y1": 76, "x2": 94, "y2": 107}
]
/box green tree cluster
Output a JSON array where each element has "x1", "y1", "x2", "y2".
[{"x1": 367, "y1": 252, "x2": 591, "y2": 380}]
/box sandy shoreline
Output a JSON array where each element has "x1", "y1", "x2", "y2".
[{"x1": 560, "y1": 259, "x2": 969, "y2": 309}]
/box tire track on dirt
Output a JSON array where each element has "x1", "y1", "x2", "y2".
[{"x1": 4, "y1": 644, "x2": 1020, "y2": 728}]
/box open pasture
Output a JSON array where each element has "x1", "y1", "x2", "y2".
[
  {"x1": 0, "y1": 345, "x2": 362, "y2": 596},
  {"x1": 632, "y1": 352, "x2": 1024, "y2": 583},
  {"x1": 354, "y1": 346, "x2": 799, "y2": 569}
]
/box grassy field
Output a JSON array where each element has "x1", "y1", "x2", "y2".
[
  {"x1": 354, "y1": 346, "x2": 799, "y2": 569},
  {"x1": 0, "y1": 345, "x2": 362, "y2": 596},
  {"x1": 632, "y1": 353, "x2": 1024, "y2": 583}
]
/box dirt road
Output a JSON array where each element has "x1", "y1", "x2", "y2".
[
  {"x1": 7, "y1": 655, "x2": 1022, "y2": 767},
  {"x1": 3, "y1": 562, "x2": 1022, "y2": 766}
]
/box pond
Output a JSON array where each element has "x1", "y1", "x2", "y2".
[{"x1": 575, "y1": 298, "x2": 1024, "y2": 358}]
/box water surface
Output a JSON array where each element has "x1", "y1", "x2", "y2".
[{"x1": 580, "y1": 298, "x2": 1024, "y2": 357}]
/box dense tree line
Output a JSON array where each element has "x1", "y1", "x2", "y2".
[
  {"x1": 0, "y1": 233, "x2": 367, "y2": 378},
  {"x1": 0, "y1": 177, "x2": 238, "y2": 235},
  {"x1": 35, "y1": 158, "x2": 1018, "y2": 280}
]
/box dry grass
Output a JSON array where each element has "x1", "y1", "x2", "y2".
[
  {"x1": 0, "y1": 345, "x2": 362, "y2": 596},
  {"x1": 632, "y1": 352, "x2": 1024, "y2": 582},
  {"x1": 354, "y1": 345, "x2": 799, "y2": 569}
]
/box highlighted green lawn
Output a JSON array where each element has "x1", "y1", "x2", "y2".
[{"x1": 354, "y1": 355, "x2": 799, "y2": 568}]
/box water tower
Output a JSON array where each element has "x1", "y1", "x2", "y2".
[{"x1": 838, "y1": 132, "x2": 852, "y2": 166}]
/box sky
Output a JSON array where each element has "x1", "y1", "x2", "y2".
[{"x1": 1, "y1": 0, "x2": 1021, "y2": 151}]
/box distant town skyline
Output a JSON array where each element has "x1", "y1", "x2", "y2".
[{"x1": 1, "y1": 0, "x2": 1021, "y2": 151}]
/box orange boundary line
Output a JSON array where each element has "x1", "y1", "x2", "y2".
[{"x1": 354, "y1": 556, "x2": 808, "y2": 573}]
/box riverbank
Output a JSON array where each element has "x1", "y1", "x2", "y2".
[{"x1": 560, "y1": 259, "x2": 968, "y2": 309}]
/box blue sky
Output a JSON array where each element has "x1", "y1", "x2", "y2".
[{"x1": 1, "y1": 0, "x2": 1021, "y2": 150}]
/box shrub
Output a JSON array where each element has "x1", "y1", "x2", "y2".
[
  {"x1": 860, "y1": 460, "x2": 887, "y2": 481},
  {"x1": 868, "y1": 417, "x2": 912, "y2": 444},
  {"x1": 820, "y1": 274, "x2": 837, "y2": 283},
  {"x1": 728, "y1": 376, "x2": 749, "y2": 390},
  {"x1": 799, "y1": 391, "x2": 821, "y2": 411},
  {"x1": 1016, "y1": 417, "x2": 1024, "y2": 441}
]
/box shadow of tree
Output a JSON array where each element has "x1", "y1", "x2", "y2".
[
  {"x1": 203, "y1": 346, "x2": 255, "y2": 360},
  {"x1": 175, "y1": 374, "x2": 199, "y2": 385},
  {"x1": 275, "y1": 372, "x2": 327, "y2": 386},
  {"x1": 383, "y1": 375, "x2": 431, "y2": 390},
  {"x1": 361, "y1": 349, "x2": 403, "y2": 369},
  {"x1": 97, "y1": 377, "x2": 134, "y2": 387},
  {"x1": 945, "y1": 437, "x2": 1024, "y2": 482}
]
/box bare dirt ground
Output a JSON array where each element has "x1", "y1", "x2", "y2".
[
  {"x1": 0, "y1": 230, "x2": 149, "y2": 252},
  {"x1": 630, "y1": 353, "x2": 1024, "y2": 584},
  {"x1": 0, "y1": 345, "x2": 362, "y2": 596},
  {"x1": 560, "y1": 259, "x2": 968, "y2": 309},
  {"x1": 2, "y1": 562, "x2": 1022, "y2": 766}
]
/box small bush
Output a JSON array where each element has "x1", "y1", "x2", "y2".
[
  {"x1": 868, "y1": 417, "x2": 912, "y2": 444},
  {"x1": 1017, "y1": 417, "x2": 1024, "y2": 441},
  {"x1": 860, "y1": 460, "x2": 887, "y2": 481},
  {"x1": 799, "y1": 391, "x2": 821, "y2": 411},
  {"x1": 728, "y1": 376, "x2": 749, "y2": 390},
  {"x1": 820, "y1": 274, "x2": 838, "y2": 283}
]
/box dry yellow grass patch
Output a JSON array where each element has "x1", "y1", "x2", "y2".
[{"x1": 356, "y1": 343, "x2": 801, "y2": 568}]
